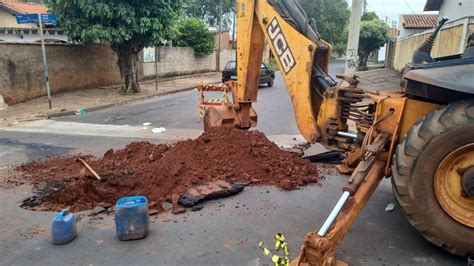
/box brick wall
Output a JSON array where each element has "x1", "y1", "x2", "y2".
[{"x1": 0, "y1": 43, "x2": 120, "y2": 105}]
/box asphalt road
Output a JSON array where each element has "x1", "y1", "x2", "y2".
[
  {"x1": 56, "y1": 60, "x2": 346, "y2": 135},
  {"x1": 0, "y1": 59, "x2": 467, "y2": 265},
  {"x1": 56, "y1": 76, "x2": 300, "y2": 135}
]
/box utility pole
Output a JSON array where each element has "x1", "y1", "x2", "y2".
[
  {"x1": 155, "y1": 46, "x2": 158, "y2": 91},
  {"x1": 38, "y1": 14, "x2": 52, "y2": 109},
  {"x1": 216, "y1": 0, "x2": 223, "y2": 72},
  {"x1": 344, "y1": 0, "x2": 363, "y2": 76},
  {"x1": 363, "y1": 0, "x2": 367, "y2": 14},
  {"x1": 232, "y1": 8, "x2": 236, "y2": 50}
]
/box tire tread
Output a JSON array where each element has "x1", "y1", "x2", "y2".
[{"x1": 391, "y1": 100, "x2": 474, "y2": 256}]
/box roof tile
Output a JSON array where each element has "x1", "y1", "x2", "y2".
[{"x1": 401, "y1": 14, "x2": 438, "y2": 29}]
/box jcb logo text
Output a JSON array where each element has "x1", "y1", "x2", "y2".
[{"x1": 267, "y1": 18, "x2": 296, "y2": 74}]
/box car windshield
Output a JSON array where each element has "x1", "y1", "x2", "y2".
[
  {"x1": 225, "y1": 61, "x2": 236, "y2": 71},
  {"x1": 225, "y1": 61, "x2": 266, "y2": 71}
]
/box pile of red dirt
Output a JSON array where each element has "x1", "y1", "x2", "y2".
[{"x1": 17, "y1": 127, "x2": 322, "y2": 212}]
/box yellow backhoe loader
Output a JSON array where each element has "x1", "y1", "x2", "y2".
[{"x1": 202, "y1": 0, "x2": 474, "y2": 264}]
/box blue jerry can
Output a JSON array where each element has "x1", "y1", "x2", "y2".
[
  {"x1": 51, "y1": 209, "x2": 77, "y2": 245},
  {"x1": 115, "y1": 196, "x2": 149, "y2": 241}
]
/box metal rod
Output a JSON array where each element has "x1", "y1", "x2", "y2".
[
  {"x1": 337, "y1": 131, "x2": 358, "y2": 139},
  {"x1": 216, "y1": 0, "x2": 223, "y2": 72},
  {"x1": 155, "y1": 46, "x2": 158, "y2": 91},
  {"x1": 318, "y1": 191, "x2": 351, "y2": 237},
  {"x1": 38, "y1": 14, "x2": 52, "y2": 109}
]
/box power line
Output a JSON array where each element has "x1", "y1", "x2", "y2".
[
  {"x1": 379, "y1": 0, "x2": 387, "y2": 17},
  {"x1": 403, "y1": 0, "x2": 416, "y2": 14}
]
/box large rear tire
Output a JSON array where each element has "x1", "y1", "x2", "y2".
[{"x1": 392, "y1": 100, "x2": 474, "y2": 256}]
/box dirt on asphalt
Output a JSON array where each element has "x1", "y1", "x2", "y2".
[{"x1": 17, "y1": 127, "x2": 323, "y2": 212}]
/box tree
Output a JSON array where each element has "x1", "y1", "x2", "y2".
[
  {"x1": 173, "y1": 18, "x2": 215, "y2": 56},
  {"x1": 298, "y1": 0, "x2": 351, "y2": 57},
  {"x1": 184, "y1": 0, "x2": 234, "y2": 28},
  {"x1": 361, "y1": 11, "x2": 379, "y2": 22},
  {"x1": 358, "y1": 19, "x2": 389, "y2": 68},
  {"x1": 47, "y1": 0, "x2": 181, "y2": 93}
]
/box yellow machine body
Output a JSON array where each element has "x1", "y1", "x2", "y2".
[{"x1": 202, "y1": 0, "x2": 473, "y2": 264}]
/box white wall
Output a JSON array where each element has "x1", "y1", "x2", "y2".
[
  {"x1": 0, "y1": 8, "x2": 37, "y2": 28},
  {"x1": 0, "y1": 32, "x2": 68, "y2": 42},
  {"x1": 378, "y1": 44, "x2": 386, "y2": 62},
  {"x1": 142, "y1": 47, "x2": 236, "y2": 78},
  {"x1": 398, "y1": 27, "x2": 427, "y2": 39},
  {"x1": 438, "y1": 0, "x2": 474, "y2": 21}
]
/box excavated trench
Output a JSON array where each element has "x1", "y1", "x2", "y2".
[{"x1": 17, "y1": 127, "x2": 324, "y2": 212}]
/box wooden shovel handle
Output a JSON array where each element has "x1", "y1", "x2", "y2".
[{"x1": 76, "y1": 158, "x2": 101, "y2": 181}]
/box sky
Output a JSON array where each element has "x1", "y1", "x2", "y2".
[{"x1": 349, "y1": 0, "x2": 436, "y2": 27}]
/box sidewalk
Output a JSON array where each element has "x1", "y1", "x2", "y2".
[
  {"x1": 0, "y1": 72, "x2": 221, "y2": 126},
  {"x1": 356, "y1": 68, "x2": 402, "y2": 92}
]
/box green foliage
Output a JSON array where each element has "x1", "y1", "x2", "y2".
[
  {"x1": 332, "y1": 42, "x2": 347, "y2": 58},
  {"x1": 174, "y1": 18, "x2": 215, "y2": 56},
  {"x1": 358, "y1": 19, "x2": 389, "y2": 67},
  {"x1": 46, "y1": 0, "x2": 181, "y2": 48},
  {"x1": 361, "y1": 11, "x2": 379, "y2": 21},
  {"x1": 266, "y1": 58, "x2": 279, "y2": 71},
  {"x1": 359, "y1": 20, "x2": 389, "y2": 54},
  {"x1": 184, "y1": 0, "x2": 234, "y2": 27},
  {"x1": 298, "y1": 0, "x2": 351, "y2": 57},
  {"x1": 46, "y1": 0, "x2": 182, "y2": 93}
]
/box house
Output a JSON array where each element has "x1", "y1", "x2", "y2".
[
  {"x1": 383, "y1": 27, "x2": 400, "y2": 67},
  {"x1": 0, "y1": 0, "x2": 67, "y2": 43},
  {"x1": 391, "y1": 0, "x2": 474, "y2": 70},
  {"x1": 398, "y1": 14, "x2": 438, "y2": 38},
  {"x1": 208, "y1": 28, "x2": 234, "y2": 50},
  {"x1": 425, "y1": 0, "x2": 474, "y2": 21}
]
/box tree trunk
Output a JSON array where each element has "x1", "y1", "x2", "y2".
[
  {"x1": 112, "y1": 42, "x2": 141, "y2": 94},
  {"x1": 358, "y1": 52, "x2": 370, "y2": 68}
]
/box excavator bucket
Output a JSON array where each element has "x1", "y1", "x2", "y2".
[
  {"x1": 203, "y1": 105, "x2": 257, "y2": 130},
  {"x1": 199, "y1": 83, "x2": 257, "y2": 131}
]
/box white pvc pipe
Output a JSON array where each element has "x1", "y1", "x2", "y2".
[
  {"x1": 317, "y1": 191, "x2": 351, "y2": 237},
  {"x1": 337, "y1": 131, "x2": 358, "y2": 139}
]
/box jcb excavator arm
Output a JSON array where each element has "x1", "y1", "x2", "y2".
[
  {"x1": 205, "y1": 0, "x2": 336, "y2": 143},
  {"x1": 202, "y1": 3, "x2": 465, "y2": 264}
]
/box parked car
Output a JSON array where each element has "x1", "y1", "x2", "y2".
[{"x1": 222, "y1": 61, "x2": 275, "y2": 87}]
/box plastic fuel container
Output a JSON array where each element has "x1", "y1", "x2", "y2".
[
  {"x1": 115, "y1": 196, "x2": 149, "y2": 240},
  {"x1": 51, "y1": 209, "x2": 77, "y2": 245}
]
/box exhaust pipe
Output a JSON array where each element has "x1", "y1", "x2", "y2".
[{"x1": 412, "y1": 17, "x2": 449, "y2": 64}]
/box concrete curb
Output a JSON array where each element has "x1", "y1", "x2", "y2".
[
  {"x1": 94, "y1": 72, "x2": 222, "y2": 91},
  {"x1": 140, "y1": 72, "x2": 221, "y2": 85},
  {"x1": 47, "y1": 81, "x2": 220, "y2": 119}
]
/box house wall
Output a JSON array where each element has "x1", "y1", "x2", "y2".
[
  {"x1": 438, "y1": 0, "x2": 474, "y2": 21},
  {"x1": 0, "y1": 43, "x2": 120, "y2": 105},
  {"x1": 214, "y1": 31, "x2": 232, "y2": 50},
  {"x1": 0, "y1": 8, "x2": 37, "y2": 29},
  {"x1": 0, "y1": 31, "x2": 68, "y2": 42},
  {"x1": 398, "y1": 27, "x2": 426, "y2": 38},
  {"x1": 392, "y1": 17, "x2": 474, "y2": 70},
  {"x1": 141, "y1": 46, "x2": 236, "y2": 79},
  {"x1": 0, "y1": 8, "x2": 68, "y2": 42},
  {"x1": 385, "y1": 40, "x2": 396, "y2": 68}
]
